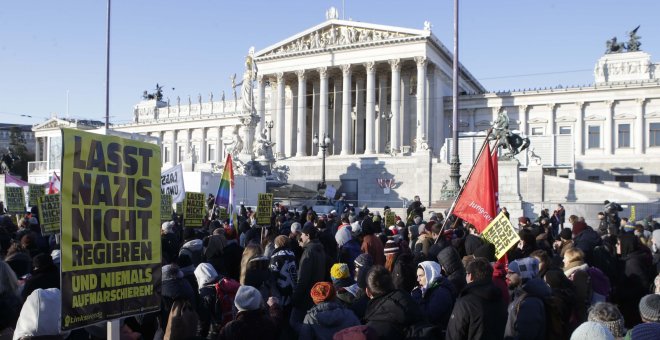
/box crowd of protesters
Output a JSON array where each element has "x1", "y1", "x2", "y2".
[{"x1": 1, "y1": 196, "x2": 660, "y2": 339}]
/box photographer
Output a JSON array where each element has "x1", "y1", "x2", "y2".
[{"x1": 603, "y1": 200, "x2": 622, "y2": 233}]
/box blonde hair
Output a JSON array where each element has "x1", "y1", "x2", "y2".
[
  {"x1": 274, "y1": 235, "x2": 289, "y2": 249},
  {"x1": 0, "y1": 261, "x2": 19, "y2": 297},
  {"x1": 563, "y1": 247, "x2": 585, "y2": 264},
  {"x1": 240, "y1": 243, "x2": 263, "y2": 285}
]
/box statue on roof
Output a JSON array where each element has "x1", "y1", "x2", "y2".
[
  {"x1": 487, "y1": 110, "x2": 530, "y2": 160},
  {"x1": 142, "y1": 83, "x2": 164, "y2": 101},
  {"x1": 626, "y1": 25, "x2": 641, "y2": 52},
  {"x1": 605, "y1": 37, "x2": 625, "y2": 54}
]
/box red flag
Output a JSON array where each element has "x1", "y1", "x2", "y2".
[
  {"x1": 452, "y1": 143, "x2": 497, "y2": 233},
  {"x1": 491, "y1": 149, "x2": 499, "y2": 212},
  {"x1": 48, "y1": 172, "x2": 60, "y2": 194}
]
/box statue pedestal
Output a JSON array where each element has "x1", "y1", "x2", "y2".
[{"x1": 498, "y1": 159, "x2": 523, "y2": 221}]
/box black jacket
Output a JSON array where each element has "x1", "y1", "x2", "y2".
[
  {"x1": 364, "y1": 290, "x2": 425, "y2": 340},
  {"x1": 437, "y1": 246, "x2": 467, "y2": 293},
  {"x1": 292, "y1": 239, "x2": 326, "y2": 311},
  {"x1": 446, "y1": 279, "x2": 507, "y2": 340},
  {"x1": 21, "y1": 264, "x2": 60, "y2": 301}
]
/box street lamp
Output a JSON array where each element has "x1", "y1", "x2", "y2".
[
  {"x1": 313, "y1": 133, "x2": 332, "y2": 189},
  {"x1": 266, "y1": 120, "x2": 274, "y2": 142},
  {"x1": 381, "y1": 111, "x2": 393, "y2": 152}
]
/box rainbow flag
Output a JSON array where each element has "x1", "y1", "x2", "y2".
[{"x1": 215, "y1": 154, "x2": 235, "y2": 226}]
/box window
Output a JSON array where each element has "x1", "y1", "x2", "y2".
[
  {"x1": 178, "y1": 145, "x2": 185, "y2": 163},
  {"x1": 531, "y1": 127, "x2": 544, "y2": 136},
  {"x1": 164, "y1": 146, "x2": 170, "y2": 163},
  {"x1": 207, "y1": 143, "x2": 216, "y2": 162},
  {"x1": 588, "y1": 126, "x2": 600, "y2": 149},
  {"x1": 618, "y1": 124, "x2": 630, "y2": 148},
  {"x1": 559, "y1": 126, "x2": 572, "y2": 135},
  {"x1": 614, "y1": 175, "x2": 633, "y2": 182},
  {"x1": 650, "y1": 175, "x2": 660, "y2": 184},
  {"x1": 650, "y1": 122, "x2": 660, "y2": 147}
]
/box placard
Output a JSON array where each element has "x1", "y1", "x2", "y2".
[
  {"x1": 59, "y1": 128, "x2": 161, "y2": 330},
  {"x1": 256, "y1": 193, "x2": 273, "y2": 225},
  {"x1": 182, "y1": 192, "x2": 205, "y2": 227},
  {"x1": 28, "y1": 183, "x2": 44, "y2": 207},
  {"x1": 160, "y1": 164, "x2": 185, "y2": 203},
  {"x1": 5, "y1": 186, "x2": 25, "y2": 214},
  {"x1": 385, "y1": 211, "x2": 397, "y2": 228},
  {"x1": 161, "y1": 194, "x2": 173, "y2": 223},
  {"x1": 37, "y1": 194, "x2": 60, "y2": 235},
  {"x1": 480, "y1": 211, "x2": 521, "y2": 260}
]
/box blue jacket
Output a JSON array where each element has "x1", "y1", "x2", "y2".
[
  {"x1": 299, "y1": 301, "x2": 360, "y2": 340},
  {"x1": 410, "y1": 261, "x2": 456, "y2": 330},
  {"x1": 504, "y1": 278, "x2": 552, "y2": 340}
]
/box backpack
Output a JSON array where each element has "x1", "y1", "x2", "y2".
[
  {"x1": 515, "y1": 292, "x2": 565, "y2": 340},
  {"x1": 214, "y1": 277, "x2": 240, "y2": 327},
  {"x1": 586, "y1": 266, "x2": 611, "y2": 304}
]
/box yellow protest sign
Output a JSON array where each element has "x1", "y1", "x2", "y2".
[
  {"x1": 629, "y1": 205, "x2": 636, "y2": 222},
  {"x1": 5, "y1": 186, "x2": 25, "y2": 214},
  {"x1": 37, "y1": 194, "x2": 60, "y2": 235},
  {"x1": 385, "y1": 211, "x2": 397, "y2": 228},
  {"x1": 183, "y1": 192, "x2": 205, "y2": 227},
  {"x1": 256, "y1": 193, "x2": 273, "y2": 225},
  {"x1": 161, "y1": 194, "x2": 173, "y2": 223},
  {"x1": 28, "y1": 183, "x2": 44, "y2": 207},
  {"x1": 59, "y1": 128, "x2": 161, "y2": 330},
  {"x1": 481, "y1": 211, "x2": 521, "y2": 260}
]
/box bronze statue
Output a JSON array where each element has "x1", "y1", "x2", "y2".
[
  {"x1": 605, "y1": 26, "x2": 642, "y2": 54},
  {"x1": 487, "y1": 111, "x2": 529, "y2": 159},
  {"x1": 626, "y1": 25, "x2": 641, "y2": 52},
  {"x1": 606, "y1": 37, "x2": 625, "y2": 54}
]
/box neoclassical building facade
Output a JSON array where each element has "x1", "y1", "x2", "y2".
[{"x1": 29, "y1": 11, "x2": 660, "y2": 207}]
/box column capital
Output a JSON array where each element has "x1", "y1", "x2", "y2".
[
  {"x1": 604, "y1": 100, "x2": 616, "y2": 109},
  {"x1": 296, "y1": 69, "x2": 306, "y2": 81},
  {"x1": 318, "y1": 66, "x2": 328, "y2": 79},
  {"x1": 389, "y1": 59, "x2": 401, "y2": 71},
  {"x1": 414, "y1": 56, "x2": 428, "y2": 68},
  {"x1": 519, "y1": 104, "x2": 530, "y2": 113},
  {"x1": 575, "y1": 101, "x2": 586, "y2": 110},
  {"x1": 340, "y1": 64, "x2": 352, "y2": 75},
  {"x1": 256, "y1": 74, "x2": 265, "y2": 84},
  {"x1": 364, "y1": 61, "x2": 376, "y2": 74},
  {"x1": 546, "y1": 103, "x2": 557, "y2": 111},
  {"x1": 635, "y1": 97, "x2": 647, "y2": 105},
  {"x1": 276, "y1": 72, "x2": 284, "y2": 82}
]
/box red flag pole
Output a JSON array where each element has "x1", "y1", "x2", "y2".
[{"x1": 437, "y1": 129, "x2": 494, "y2": 239}]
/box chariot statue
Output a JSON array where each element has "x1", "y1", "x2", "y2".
[{"x1": 487, "y1": 110, "x2": 530, "y2": 159}]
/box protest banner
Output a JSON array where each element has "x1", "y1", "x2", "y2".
[
  {"x1": 183, "y1": 192, "x2": 205, "y2": 227},
  {"x1": 5, "y1": 186, "x2": 25, "y2": 214},
  {"x1": 385, "y1": 211, "x2": 397, "y2": 228},
  {"x1": 37, "y1": 194, "x2": 60, "y2": 235},
  {"x1": 217, "y1": 206, "x2": 228, "y2": 221},
  {"x1": 325, "y1": 184, "x2": 337, "y2": 199},
  {"x1": 481, "y1": 211, "x2": 521, "y2": 260},
  {"x1": 161, "y1": 194, "x2": 173, "y2": 223},
  {"x1": 59, "y1": 128, "x2": 161, "y2": 331},
  {"x1": 256, "y1": 193, "x2": 273, "y2": 225},
  {"x1": 160, "y1": 163, "x2": 185, "y2": 203},
  {"x1": 629, "y1": 205, "x2": 636, "y2": 222},
  {"x1": 28, "y1": 183, "x2": 45, "y2": 207}
]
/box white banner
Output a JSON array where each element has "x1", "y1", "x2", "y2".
[{"x1": 161, "y1": 163, "x2": 185, "y2": 203}]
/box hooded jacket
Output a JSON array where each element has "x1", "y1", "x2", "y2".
[
  {"x1": 616, "y1": 233, "x2": 654, "y2": 328},
  {"x1": 180, "y1": 238, "x2": 204, "y2": 267},
  {"x1": 364, "y1": 289, "x2": 425, "y2": 340},
  {"x1": 446, "y1": 279, "x2": 507, "y2": 340},
  {"x1": 504, "y1": 277, "x2": 552, "y2": 340},
  {"x1": 269, "y1": 247, "x2": 297, "y2": 306},
  {"x1": 293, "y1": 239, "x2": 327, "y2": 311},
  {"x1": 411, "y1": 261, "x2": 456, "y2": 329},
  {"x1": 13, "y1": 288, "x2": 67, "y2": 340},
  {"x1": 299, "y1": 301, "x2": 361, "y2": 340},
  {"x1": 194, "y1": 263, "x2": 220, "y2": 338},
  {"x1": 437, "y1": 246, "x2": 467, "y2": 293}
]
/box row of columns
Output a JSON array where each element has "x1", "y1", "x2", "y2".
[
  {"x1": 258, "y1": 57, "x2": 431, "y2": 158},
  {"x1": 164, "y1": 127, "x2": 224, "y2": 165}
]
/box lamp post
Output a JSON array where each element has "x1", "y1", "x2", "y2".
[
  {"x1": 266, "y1": 120, "x2": 274, "y2": 142},
  {"x1": 381, "y1": 111, "x2": 393, "y2": 153},
  {"x1": 313, "y1": 133, "x2": 332, "y2": 189}
]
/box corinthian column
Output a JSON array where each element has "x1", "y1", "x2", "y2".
[
  {"x1": 341, "y1": 64, "x2": 353, "y2": 155},
  {"x1": 275, "y1": 72, "x2": 285, "y2": 158},
  {"x1": 605, "y1": 100, "x2": 614, "y2": 155},
  {"x1": 635, "y1": 98, "x2": 646, "y2": 155},
  {"x1": 415, "y1": 56, "x2": 427, "y2": 152},
  {"x1": 257, "y1": 75, "x2": 266, "y2": 134},
  {"x1": 365, "y1": 61, "x2": 376, "y2": 154},
  {"x1": 296, "y1": 70, "x2": 307, "y2": 157},
  {"x1": 389, "y1": 59, "x2": 401, "y2": 153},
  {"x1": 318, "y1": 67, "x2": 329, "y2": 156}
]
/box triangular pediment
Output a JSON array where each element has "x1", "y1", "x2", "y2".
[
  {"x1": 32, "y1": 118, "x2": 76, "y2": 131},
  {"x1": 256, "y1": 19, "x2": 428, "y2": 58}
]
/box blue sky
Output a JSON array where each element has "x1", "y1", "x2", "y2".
[{"x1": 1, "y1": 0, "x2": 659, "y2": 126}]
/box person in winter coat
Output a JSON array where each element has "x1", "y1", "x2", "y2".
[
  {"x1": 330, "y1": 263, "x2": 354, "y2": 291},
  {"x1": 0, "y1": 261, "x2": 21, "y2": 336},
  {"x1": 363, "y1": 266, "x2": 425, "y2": 340},
  {"x1": 446, "y1": 258, "x2": 507, "y2": 340},
  {"x1": 160, "y1": 264, "x2": 195, "y2": 331},
  {"x1": 336, "y1": 226, "x2": 361, "y2": 275},
  {"x1": 21, "y1": 253, "x2": 59, "y2": 301},
  {"x1": 562, "y1": 247, "x2": 591, "y2": 329},
  {"x1": 180, "y1": 231, "x2": 204, "y2": 267},
  {"x1": 615, "y1": 233, "x2": 654, "y2": 328},
  {"x1": 204, "y1": 227, "x2": 228, "y2": 273},
  {"x1": 360, "y1": 219, "x2": 385, "y2": 266},
  {"x1": 221, "y1": 227, "x2": 243, "y2": 281},
  {"x1": 543, "y1": 268, "x2": 576, "y2": 340},
  {"x1": 299, "y1": 282, "x2": 360, "y2": 340},
  {"x1": 4, "y1": 243, "x2": 31, "y2": 278},
  {"x1": 13, "y1": 288, "x2": 68, "y2": 340},
  {"x1": 269, "y1": 235, "x2": 297, "y2": 307},
  {"x1": 573, "y1": 224, "x2": 602, "y2": 263},
  {"x1": 194, "y1": 262, "x2": 221, "y2": 339},
  {"x1": 437, "y1": 245, "x2": 467, "y2": 293},
  {"x1": 504, "y1": 257, "x2": 551, "y2": 340},
  {"x1": 161, "y1": 221, "x2": 180, "y2": 264},
  {"x1": 385, "y1": 239, "x2": 417, "y2": 293},
  {"x1": 290, "y1": 224, "x2": 327, "y2": 333},
  {"x1": 336, "y1": 254, "x2": 373, "y2": 320},
  {"x1": 218, "y1": 285, "x2": 281, "y2": 340},
  {"x1": 410, "y1": 261, "x2": 456, "y2": 331}
]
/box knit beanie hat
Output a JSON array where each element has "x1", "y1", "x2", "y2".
[
  {"x1": 560, "y1": 228, "x2": 573, "y2": 241},
  {"x1": 291, "y1": 222, "x2": 302, "y2": 234},
  {"x1": 234, "y1": 285, "x2": 262, "y2": 311},
  {"x1": 354, "y1": 253, "x2": 373, "y2": 269},
  {"x1": 384, "y1": 240, "x2": 399, "y2": 255},
  {"x1": 302, "y1": 223, "x2": 318, "y2": 239},
  {"x1": 310, "y1": 281, "x2": 335, "y2": 304},
  {"x1": 588, "y1": 303, "x2": 626, "y2": 338},
  {"x1": 330, "y1": 263, "x2": 350, "y2": 280},
  {"x1": 639, "y1": 294, "x2": 660, "y2": 322},
  {"x1": 626, "y1": 323, "x2": 660, "y2": 340},
  {"x1": 473, "y1": 243, "x2": 496, "y2": 262},
  {"x1": 571, "y1": 321, "x2": 615, "y2": 340},
  {"x1": 508, "y1": 257, "x2": 539, "y2": 281},
  {"x1": 161, "y1": 221, "x2": 175, "y2": 234},
  {"x1": 162, "y1": 264, "x2": 184, "y2": 281}
]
